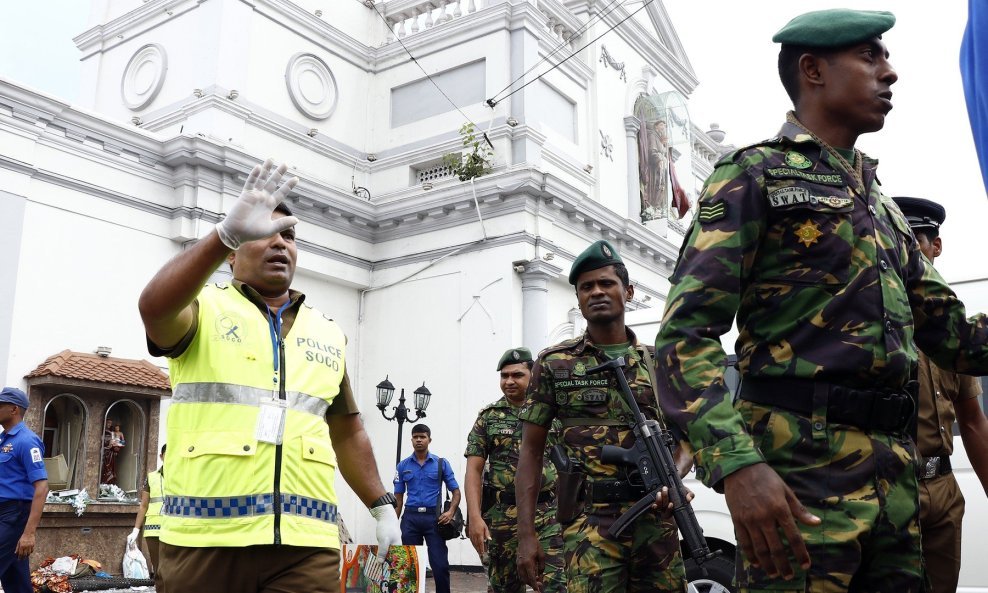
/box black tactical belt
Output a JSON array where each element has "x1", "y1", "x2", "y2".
[
  {"x1": 583, "y1": 480, "x2": 647, "y2": 503},
  {"x1": 487, "y1": 488, "x2": 553, "y2": 506},
  {"x1": 739, "y1": 377, "x2": 913, "y2": 434},
  {"x1": 917, "y1": 455, "x2": 952, "y2": 480}
]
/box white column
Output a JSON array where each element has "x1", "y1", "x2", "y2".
[
  {"x1": 624, "y1": 115, "x2": 642, "y2": 223},
  {"x1": 519, "y1": 260, "x2": 562, "y2": 353}
]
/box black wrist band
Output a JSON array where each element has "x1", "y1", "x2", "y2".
[{"x1": 371, "y1": 492, "x2": 397, "y2": 509}]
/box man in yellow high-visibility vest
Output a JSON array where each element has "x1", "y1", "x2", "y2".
[
  {"x1": 139, "y1": 158, "x2": 401, "y2": 593},
  {"x1": 130, "y1": 444, "x2": 166, "y2": 592}
]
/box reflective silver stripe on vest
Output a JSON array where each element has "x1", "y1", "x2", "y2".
[
  {"x1": 171, "y1": 383, "x2": 330, "y2": 418},
  {"x1": 150, "y1": 497, "x2": 164, "y2": 503},
  {"x1": 163, "y1": 493, "x2": 338, "y2": 524}
]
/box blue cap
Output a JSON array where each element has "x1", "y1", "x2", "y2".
[{"x1": 0, "y1": 386, "x2": 29, "y2": 409}]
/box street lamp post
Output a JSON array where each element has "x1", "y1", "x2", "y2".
[{"x1": 376, "y1": 376, "x2": 432, "y2": 468}]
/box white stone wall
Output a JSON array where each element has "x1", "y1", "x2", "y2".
[{"x1": 0, "y1": 0, "x2": 724, "y2": 564}]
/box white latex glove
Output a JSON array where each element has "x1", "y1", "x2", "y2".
[
  {"x1": 369, "y1": 504, "x2": 402, "y2": 560},
  {"x1": 215, "y1": 158, "x2": 299, "y2": 250},
  {"x1": 126, "y1": 528, "x2": 140, "y2": 546}
]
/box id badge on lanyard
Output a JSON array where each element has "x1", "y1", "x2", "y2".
[{"x1": 256, "y1": 398, "x2": 287, "y2": 445}]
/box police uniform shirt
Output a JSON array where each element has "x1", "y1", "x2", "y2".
[
  {"x1": 0, "y1": 421, "x2": 48, "y2": 502},
  {"x1": 394, "y1": 454, "x2": 459, "y2": 508},
  {"x1": 916, "y1": 351, "x2": 982, "y2": 457},
  {"x1": 147, "y1": 280, "x2": 358, "y2": 416}
]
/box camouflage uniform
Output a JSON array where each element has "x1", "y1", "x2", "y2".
[
  {"x1": 465, "y1": 398, "x2": 565, "y2": 593},
  {"x1": 519, "y1": 329, "x2": 687, "y2": 593},
  {"x1": 655, "y1": 117, "x2": 988, "y2": 592}
]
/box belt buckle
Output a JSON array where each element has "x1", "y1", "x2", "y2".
[
  {"x1": 920, "y1": 457, "x2": 939, "y2": 480},
  {"x1": 417, "y1": 506, "x2": 427, "y2": 513}
]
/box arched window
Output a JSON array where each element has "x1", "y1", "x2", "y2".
[
  {"x1": 41, "y1": 394, "x2": 88, "y2": 492},
  {"x1": 99, "y1": 400, "x2": 146, "y2": 499}
]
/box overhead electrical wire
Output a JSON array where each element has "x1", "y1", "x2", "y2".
[
  {"x1": 487, "y1": 0, "x2": 655, "y2": 107},
  {"x1": 365, "y1": 0, "x2": 481, "y2": 130},
  {"x1": 486, "y1": 0, "x2": 632, "y2": 107},
  {"x1": 360, "y1": 0, "x2": 654, "y2": 150}
]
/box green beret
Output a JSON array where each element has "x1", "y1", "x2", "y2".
[
  {"x1": 497, "y1": 347, "x2": 533, "y2": 371},
  {"x1": 892, "y1": 196, "x2": 946, "y2": 236},
  {"x1": 568, "y1": 240, "x2": 623, "y2": 285},
  {"x1": 773, "y1": 9, "x2": 895, "y2": 48}
]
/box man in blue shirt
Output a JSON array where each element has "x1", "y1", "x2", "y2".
[
  {"x1": 0, "y1": 387, "x2": 49, "y2": 593},
  {"x1": 393, "y1": 424, "x2": 460, "y2": 593}
]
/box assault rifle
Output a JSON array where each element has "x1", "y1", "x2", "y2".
[{"x1": 587, "y1": 357, "x2": 717, "y2": 565}]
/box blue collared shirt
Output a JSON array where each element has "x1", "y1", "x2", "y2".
[
  {"x1": 393, "y1": 453, "x2": 458, "y2": 508},
  {"x1": 0, "y1": 421, "x2": 48, "y2": 502}
]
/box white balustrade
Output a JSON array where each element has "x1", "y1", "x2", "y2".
[
  {"x1": 382, "y1": 0, "x2": 484, "y2": 42},
  {"x1": 536, "y1": 0, "x2": 581, "y2": 50}
]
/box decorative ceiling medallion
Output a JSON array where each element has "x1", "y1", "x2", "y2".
[
  {"x1": 285, "y1": 53, "x2": 338, "y2": 121},
  {"x1": 121, "y1": 44, "x2": 167, "y2": 110}
]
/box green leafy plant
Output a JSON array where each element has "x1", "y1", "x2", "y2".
[{"x1": 442, "y1": 123, "x2": 493, "y2": 182}]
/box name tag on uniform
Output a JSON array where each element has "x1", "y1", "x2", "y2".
[{"x1": 255, "y1": 399, "x2": 287, "y2": 445}]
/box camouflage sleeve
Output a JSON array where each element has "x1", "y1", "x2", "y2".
[
  {"x1": 546, "y1": 417, "x2": 563, "y2": 448},
  {"x1": 517, "y1": 354, "x2": 558, "y2": 427},
  {"x1": 908, "y1": 251, "x2": 988, "y2": 376},
  {"x1": 654, "y1": 155, "x2": 769, "y2": 489},
  {"x1": 464, "y1": 411, "x2": 489, "y2": 458}
]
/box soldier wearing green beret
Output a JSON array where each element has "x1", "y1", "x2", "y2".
[
  {"x1": 516, "y1": 240, "x2": 688, "y2": 593},
  {"x1": 892, "y1": 196, "x2": 988, "y2": 593},
  {"x1": 655, "y1": 7, "x2": 988, "y2": 592},
  {"x1": 463, "y1": 348, "x2": 565, "y2": 593}
]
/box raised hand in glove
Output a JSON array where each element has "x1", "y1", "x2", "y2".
[
  {"x1": 215, "y1": 158, "x2": 299, "y2": 250},
  {"x1": 126, "y1": 528, "x2": 140, "y2": 546},
  {"x1": 369, "y1": 504, "x2": 402, "y2": 560}
]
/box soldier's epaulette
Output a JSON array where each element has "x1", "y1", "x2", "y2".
[
  {"x1": 713, "y1": 136, "x2": 782, "y2": 168},
  {"x1": 479, "y1": 401, "x2": 498, "y2": 414},
  {"x1": 537, "y1": 337, "x2": 582, "y2": 359}
]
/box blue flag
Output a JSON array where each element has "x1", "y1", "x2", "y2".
[{"x1": 962, "y1": 0, "x2": 988, "y2": 194}]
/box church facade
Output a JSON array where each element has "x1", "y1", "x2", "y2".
[{"x1": 0, "y1": 0, "x2": 731, "y2": 564}]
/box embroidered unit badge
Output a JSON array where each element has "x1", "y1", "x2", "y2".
[{"x1": 794, "y1": 219, "x2": 823, "y2": 247}]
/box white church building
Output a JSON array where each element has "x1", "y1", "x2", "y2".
[{"x1": 0, "y1": 0, "x2": 733, "y2": 566}]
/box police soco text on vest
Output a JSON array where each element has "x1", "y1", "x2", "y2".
[{"x1": 298, "y1": 337, "x2": 343, "y2": 370}]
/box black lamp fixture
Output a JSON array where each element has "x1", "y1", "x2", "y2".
[{"x1": 377, "y1": 376, "x2": 431, "y2": 467}]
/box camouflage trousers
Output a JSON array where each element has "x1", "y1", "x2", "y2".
[
  {"x1": 484, "y1": 500, "x2": 564, "y2": 593},
  {"x1": 736, "y1": 401, "x2": 923, "y2": 592},
  {"x1": 563, "y1": 504, "x2": 686, "y2": 593}
]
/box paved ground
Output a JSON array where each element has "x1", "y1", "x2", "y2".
[
  {"x1": 427, "y1": 569, "x2": 489, "y2": 593},
  {"x1": 68, "y1": 569, "x2": 491, "y2": 592}
]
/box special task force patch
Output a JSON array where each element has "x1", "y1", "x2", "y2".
[{"x1": 31, "y1": 447, "x2": 43, "y2": 464}]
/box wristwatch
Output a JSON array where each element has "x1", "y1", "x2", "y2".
[{"x1": 370, "y1": 492, "x2": 397, "y2": 509}]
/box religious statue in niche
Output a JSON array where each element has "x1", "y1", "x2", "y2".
[
  {"x1": 640, "y1": 117, "x2": 670, "y2": 220},
  {"x1": 634, "y1": 91, "x2": 692, "y2": 222},
  {"x1": 100, "y1": 418, "x2": 124, "y2": 485}
]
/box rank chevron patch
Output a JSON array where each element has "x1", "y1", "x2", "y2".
[{"x1": 698, "y1": 203, "x2": 726, "y2": 223}]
